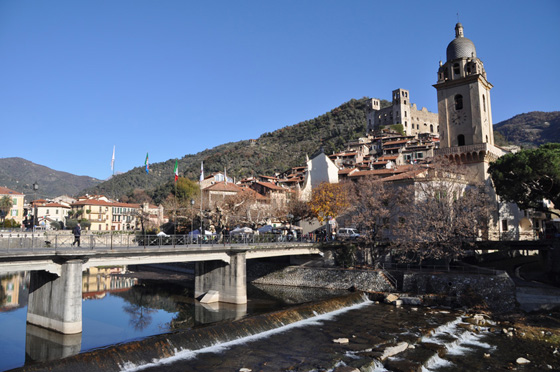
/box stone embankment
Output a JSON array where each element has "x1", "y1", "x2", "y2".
[{"x1": 249, "y1": 262, "x2": 517, "y2": 313}]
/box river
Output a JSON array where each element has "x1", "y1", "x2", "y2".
[{"x1": 1, "y1": 267, "x2": 559, "y2": 371}]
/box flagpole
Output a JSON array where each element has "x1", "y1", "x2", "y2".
[
  {"x1": 111, "y1": 145, "x2": 115, "y2": 201},
  {"x1": 174, "y1": 159, "x2": 177, "y2": 237},
  {"x1": 200, "y1": 161, "x2": 203, "y2": 242}
]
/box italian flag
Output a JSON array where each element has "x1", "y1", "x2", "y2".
[{"x1": 174, "y1": 159, "x2": 178, "y2": 182}]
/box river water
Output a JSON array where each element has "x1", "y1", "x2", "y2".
[{"x1": 1, "y1": 267, "x2": 559, "y2": 372}]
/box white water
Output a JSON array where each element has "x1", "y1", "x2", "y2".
[
  {"x1": 420, "y1": 316, "x2": 494, "y2": 372},
  {"x1": 119, "y1": 296, "x2": 373, "y2": 372}
]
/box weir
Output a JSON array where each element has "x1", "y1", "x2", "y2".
[{"x1": 10, "y1": 292, "x2": 369, "y2": 372}]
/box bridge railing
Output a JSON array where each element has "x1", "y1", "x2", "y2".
[{"x1": 0, "y1": 232, "x2": 314, "y2": 252}]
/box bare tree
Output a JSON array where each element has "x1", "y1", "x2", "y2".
[
  {"x1": 390, "y1": 165, "x2": 493, "y2": 267},
  {"x1": 349, "y1": 177, "x2": 413, "y2": 265}
]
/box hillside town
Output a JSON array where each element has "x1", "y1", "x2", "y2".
[
  {"x1": 0, "y1": 24, "x2": 558, "y2": 246},
  {"x1": 1, "y1": 13, "x2": 560, "y2": 372}
]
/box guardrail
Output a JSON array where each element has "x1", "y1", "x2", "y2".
[
  {"x1": 380, "y1": 262, "x2": 503, "y2": 276},
  {"x1": 0, "y1": 233, "x2": 312, "y2": 252}
]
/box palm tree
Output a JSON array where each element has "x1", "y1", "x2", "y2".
[{"x1": 0, "y1": 196, "x2": 13, "y2": 228}]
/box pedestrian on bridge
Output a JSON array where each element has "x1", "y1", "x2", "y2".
[{"x1": 72, "y1": 223, "x2": 81, "y2": 247}]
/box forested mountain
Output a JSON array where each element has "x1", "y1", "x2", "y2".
[
  {"x1": 83, "y1": 97, "x2": 389, "y2": 202},
  {"x1": 0, "y1": 157, "x2": 101, "y2": 200},
  {"x1": 493, "y1": 111, "x2": 560, "y2": 148}
]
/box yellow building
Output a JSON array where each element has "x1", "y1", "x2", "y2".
[
  {"x1": 71, "y1": 196, "x2": 141, "y2": 231},
  {"x1": 0, "y1": 186, "x2": 25, "y2": 225}
]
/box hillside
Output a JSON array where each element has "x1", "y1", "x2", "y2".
[
  {"x1": 493, "y1": 111, "x2": 560, "y2": 148},
  {"x1": 83, "y1": 97, "x2": 390, "y2": 202},
  {"x1": 0, "y1": 157, "x2": 102, "y2": 200}
]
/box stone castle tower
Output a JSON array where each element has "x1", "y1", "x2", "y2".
[{"x1": 434, "y1": 23, "x2": 505, "y2": 183}]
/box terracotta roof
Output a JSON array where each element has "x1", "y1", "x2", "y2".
[
  {"x1": 338, "y1": 167, "x2": 358, "y2": 175},
  {"x1": 43, "y1": 203, "x2": 70, "y2": 209},
  {"x1": 238, "y1": 187, "x2": 267, "y2": 200},
  {"x1": 0, "y1": 186, "x2": 23, "y2": 196},
  {"x1": 348, "y1": 165, "x2": 414, "y2": 178},
  {"x1": 378, "y1": 155, "x2": 399, "y2": 161},
  {"x1": 254, "y1": 181, "x2": 285, "y2": 191},
  {"x1": 205, "y1": 181, "x2": 242, "y2": 192},
  {"x1": 379, "y1": 169, "x2": 428, "y2": 182},
  {"x1": 72, "y1": 199, "x2": 139, "y2": 208},
  {"x1": 384, "y1": 140, "x2": 409, "y2": 146}
]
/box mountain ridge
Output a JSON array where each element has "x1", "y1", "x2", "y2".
[{"x1": 1, "y1": 103, "x2": 558, "y2": 202}]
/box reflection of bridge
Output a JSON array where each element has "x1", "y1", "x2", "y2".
[{"x1": 0, "y1": 235, "x2": 322, "y2": 335}]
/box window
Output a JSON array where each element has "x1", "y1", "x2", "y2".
[
  {"x1": 458, "y1": 134, "x2": 465, "y2": 146},
  {"x1": 453, "y1": 63, "x2": 460, "y2": 75},
  {"x1": 483, "y1": 94, "x2": 486, "y2": 112},
  {"x1": 430, "y1": 124, "x2": 434, "y2": 132},
  {"x1": 454, "y1": 95, "x2": 463, "y2": 110},
  {"x1": 404, "y1": 111, "x2": 407, "y2": 117},
  {"x1": 501, "y1": 219, "x2": 508, "y2": 231},
  {"x1": 11, "y1": 210, "x2": 17, "y2": 216},
  {"x1": 46, "y1": 209, "x2": 49, "y2": 214}
]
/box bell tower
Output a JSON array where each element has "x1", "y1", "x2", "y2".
[{"x1": 434, "y1": 23, "x2": 494, "y2": 148}]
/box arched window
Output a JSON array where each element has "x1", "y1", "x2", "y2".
[
  {"x1": 454, "y1": 94, "x2": 463, "y2": 110},
  {"x1": 485, "y1": 135, "x2": 488, "y2": 143},
  {"x1": 453, "y1": 63, "x2": 460, "y2": 75},
  {"x1": 457, "y1": 134, "x2": 465, "y2": 146},
  {"x1": 483, "y1": 94, "x2": 486, "y2": 112},
  {"x1": 430, "y1": 124, "x2": 434, "y2": 132}
]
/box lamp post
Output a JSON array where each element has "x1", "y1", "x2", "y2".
[
  {"x1": 32, "y1": 182, "x2": 38, "y2": 232},
  {"x1": 190, "y1": 199, "x2": 195, "y2": 242}
]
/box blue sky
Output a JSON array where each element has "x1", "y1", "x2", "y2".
[{"x1": 1, "y1": 1, "x2": 559, "y2": 180}]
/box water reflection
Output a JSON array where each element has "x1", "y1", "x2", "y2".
[
  {"x1": 0, "y1": 267, "x2": 349, "y2": 371},
  {"x1": 25, "y1": 324, "x2": 81, "y2": 363}
]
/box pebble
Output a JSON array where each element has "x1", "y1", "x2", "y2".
[
  {"x1": 516, "y1": 357, "x2": 530, "y2": 364},
  {"x1": 333, "y1": 338, "x2": 349, "y2": 344},
  {"x1": 239, "y1": 368, "x2": 252, "y2": 372}
]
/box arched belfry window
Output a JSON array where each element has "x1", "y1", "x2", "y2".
[
  {"x1": 454, "y1": 95, "x2": 463, "y2": 110},
  {"x1": 457, "y1": 134, "x2": 465, "y2": 146}
]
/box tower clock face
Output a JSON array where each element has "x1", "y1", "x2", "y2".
[{"x1": 451, "y1": 111, "x2": 467, "y2": 125}]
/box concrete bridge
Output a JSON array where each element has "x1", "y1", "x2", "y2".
[{"x1": 0, "y1": 234, "x2": 322, "y2": 334}]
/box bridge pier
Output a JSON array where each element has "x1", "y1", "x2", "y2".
[
  {"x1": 27, "y1": 259, "x2": 84, "y2": 334},
  {"x1": 195, "y1": 250, "x2": 247, "y2": 304}
]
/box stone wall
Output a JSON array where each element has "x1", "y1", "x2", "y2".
[
  {"x1": 250, "y1": 264, "x2": 395, "y2": 293},
  {"x1": 248, "y1": 262, "x2": 517, "y2": 313},
  {"x1": 402, "y1": 271, "x2": 516, "y2": 313}
]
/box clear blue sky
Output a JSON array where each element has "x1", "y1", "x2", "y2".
[{"x1": 1, "y1": 0, "x2": 558, "y2": 180}]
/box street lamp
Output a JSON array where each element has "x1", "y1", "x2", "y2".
[
  {"x1": 190, "y1": 199, "x2": 195, "y2": 241},
  {"x1": 32, "y1": 182, "x2": 38, "y2": 232}
]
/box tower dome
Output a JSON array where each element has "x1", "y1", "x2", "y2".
[{"x1": 446, "y1": 23, "x2": 476, "y2": 61}]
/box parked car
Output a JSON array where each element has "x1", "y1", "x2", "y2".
[{"x1": 337, "y1": 228, "x2": 360, "y2": 240}]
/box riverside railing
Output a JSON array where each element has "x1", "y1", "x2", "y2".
[
  {"x1": 0, "y1": 232, "x2": 311, "y2": 252},
  {"x1": 380, "y1": 262, "x2": 503, "y2": 276}
]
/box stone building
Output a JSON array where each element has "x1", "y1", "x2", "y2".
[{"x1": 366, "y1": 88, "x2": 439, "y2": 137}]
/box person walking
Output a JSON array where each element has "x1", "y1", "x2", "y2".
[{"x1": 72, "y1": 223, "x2": 81, "y2": 247}]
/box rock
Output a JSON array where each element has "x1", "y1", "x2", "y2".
[
  {"x1": 503, "y1": 328, "x2": 509, "y2": 334},
  {"x1": 380, "y1": 342, "x2": 409, "y2": 360},
  {"x1": 333, "y1": 338, "x2": 349, "y2": 344},
  {"x1": 332, "y1": 367, "x2": 359, "y2": 372},
  {"x1": 395, "y1": 299, "x2": 403, "y2": 307},
  {"x1": 400, "y1": 296, "x2": 422, "y2": 305},
  {"x1": 386, "y1": 294, "x2": 399, "y2": 303},
  {"x1": 516, "y1": 357, "x2": 530, "y2": 364},
  {"x1": 239, "y1": 369, "x2": 252, "y2": 372},
  {"x1": 484, "y1": 353, "x2": 491, "y2": 358}
]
